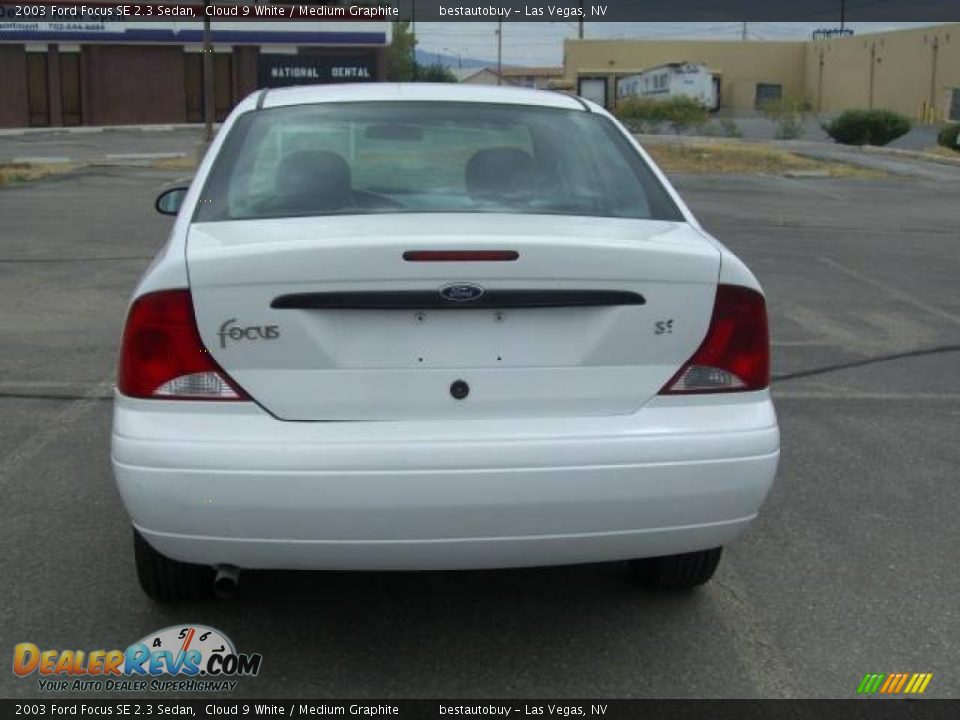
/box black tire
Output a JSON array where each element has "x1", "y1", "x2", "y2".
[
  {"x1": 133, "y1": 529, "x2": 214, "y2": 602},
  {"x1": 630, "y1": 547, "x2": 723, "y2": 590}
]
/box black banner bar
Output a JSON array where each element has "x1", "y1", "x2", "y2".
[
  {"x1": 0, "y1": 1, "x2": 957, "y2": 22},
  {"x1": 2, "y1": 700, "x2": 960, "y2": 719}
]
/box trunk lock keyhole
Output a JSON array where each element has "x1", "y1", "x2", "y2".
[{"x1": 450, "y1": 380, "x2": 470, "y2": 400}]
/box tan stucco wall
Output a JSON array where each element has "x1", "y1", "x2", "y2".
[
  {"x1": 806, "y1": 25, "x2": 959, "y2": 121},
  {"x1": 563, "y1": 38, "x2": 808, "y2": 112},
  {"x1": 565, "y1": 24, "x2": 960, "y2": 120}
]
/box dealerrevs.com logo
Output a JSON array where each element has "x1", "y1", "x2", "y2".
[{"x1": 13, "y1": 625, "x2": 262, "y2": 692}]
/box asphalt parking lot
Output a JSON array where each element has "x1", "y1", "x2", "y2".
[{"x1": 1, "y1": 164, "x2": 958, "y2": 699}]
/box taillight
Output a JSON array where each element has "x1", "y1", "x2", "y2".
[
  {"x1": 118, "y1": 289, "x2": 249, "y2": 401},
  {"x1": 402, "y1": 250, "x2": 519, "y2": 262},
  {"x1": 660, "y1": 284, "x2": 769, "y2": 395}
]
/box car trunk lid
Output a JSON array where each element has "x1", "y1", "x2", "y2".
[{"x1": 186, "y1": 213, "x2": 720, "y2": 421}]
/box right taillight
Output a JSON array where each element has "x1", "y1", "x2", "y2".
[
  {"x1": 659, "y1": 284, "x2": 770, "y2": 395},
  {"x1": 118, "y1": 289, "x2": 249, "y2": 401}
]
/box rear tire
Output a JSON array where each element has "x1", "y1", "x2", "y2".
[
  {"x1": 630, "y1": 547, "x2": 722, "y2": 590},
  {"x1": 133, "y1": 529, "x2": 214, "y2": 602}
]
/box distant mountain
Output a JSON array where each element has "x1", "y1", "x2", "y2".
[{"x1": 414, "y1": 48, "x2": 498, "y2": 70}]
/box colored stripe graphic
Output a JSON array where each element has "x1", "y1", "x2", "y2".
[
  {"x1": 857, "y1": 674, "x2": 876, "y2": 693},
  {"x1": 858, "y1": 673, "x2": 932, "y2": 694}
]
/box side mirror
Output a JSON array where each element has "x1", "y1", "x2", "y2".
[{"x1": 155, "y1": 187, "x2": 188, "y2": 216}]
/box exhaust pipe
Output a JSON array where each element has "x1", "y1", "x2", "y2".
[{"x1": 213, "y1": 565, "x2": 240, "y2": 599}]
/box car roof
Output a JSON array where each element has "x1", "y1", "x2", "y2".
[{"x1": 257, "y1": 82, "x2": 587, "y2": 112}]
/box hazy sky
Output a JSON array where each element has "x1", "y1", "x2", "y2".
[{"x1": 414, "y1": 22, "x2": 943, "y2": 66}]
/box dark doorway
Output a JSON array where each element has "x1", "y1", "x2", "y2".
[
  {"x1": 184, "y1": 53, "x2": 203, "y2": 123},
  {"x1": 185, "y1": 53, "x2": 234, "y2": 123},
  {"x1": 59, "y1": 53, "x2": 83, "y2": 126},
  {"x1": 26, "y1": 53, "x2": 50, "y2": 127},
  {"x1": 214, "y1": 53, "x2": 233, "y2": 121}
]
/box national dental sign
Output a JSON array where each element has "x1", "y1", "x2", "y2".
[{"x1": 258, "y1": 54, "x2": 374, "y2": 87}]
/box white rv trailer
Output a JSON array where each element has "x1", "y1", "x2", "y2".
[{"x1": 617, "y1": 62, "x2": 719, "y2": 111}]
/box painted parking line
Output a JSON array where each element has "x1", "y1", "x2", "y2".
[
  {"x1": 773, "y1": 174, "x2": 844, "y2": 200},
  {"x1": 4, "y1": 379, "x2": 960, "y2": 404},
  {"x1": 820, "y1": 256, "x2": 960, "y2": 328},
  {"x1": 0, "y1": 376, "x2": 113, "y2": 490},
  {"x1": 771, "y1": 339, "x2": 834, "y2": 347},
  {"x1": 104, "y1": 152, "x2": 187, "y2": 160},
  {"x1": 10, "y1": 156, "x2": 72, "y2": 164},
  {"x1": 773, "y1": 391, "x2": 960, "y2": 400}
]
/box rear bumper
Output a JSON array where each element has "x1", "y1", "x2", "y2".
[{"x1": 112, "y1": 392, "x2": 779, "y2": 570}]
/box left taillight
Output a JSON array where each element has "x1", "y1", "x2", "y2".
[{"x1": 118, "y1": 289, "x2": 249, "y2": 401}]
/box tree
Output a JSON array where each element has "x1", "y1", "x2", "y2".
[
  {"x1": 386, "y1": 21, "x2": 417, "y2": 82},
  {"x1": 415, "y1": 63, "x2": 457, "y2": 83}
]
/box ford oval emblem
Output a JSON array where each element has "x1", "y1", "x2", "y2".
[{"x1": 439, "y1": 283, "x2": 485, "y2": 303}]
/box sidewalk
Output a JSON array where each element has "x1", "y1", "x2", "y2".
[
  {"x1": 0, "y1": 124, "x2": 211, "y2": 166},
  {"x1": 636, "y1": 134, "x2": 960, "y2": 181},
  {"x1": 0, "y1": 123, "x2": 219, "y2": 137}
]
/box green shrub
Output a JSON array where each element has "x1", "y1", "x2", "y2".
[
  {"x1": 760, "y1": 98, "x2": 811, "y2": 140},
  {"x1": 615, "y1": 97, "x2": 667, "y2": 134},
  {"x1": 719, "y1": 118, "x2": 743, "y2": 139},
  {"x1": 937, "y1": 123, "x2": 960, "y2": 152},
  {"x1": 661, "y1": 96, "x2": 710, "y2": 135},
  {"x1": 615, "y1": 95, "x2": 709, "y2": 135},
  {"x1": 823, "y1": 109, "x2": 912, "y2": 146},
  {"x1": 701, "y1": 119, "x2": 743, "y2": 139}
]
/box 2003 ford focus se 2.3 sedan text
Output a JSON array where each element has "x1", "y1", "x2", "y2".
[{"x1": 112, "y1": 83, "x2": 779, "y2": 601}]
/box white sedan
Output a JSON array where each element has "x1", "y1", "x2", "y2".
[{"x1": 112, "y1": 83, "x2": 779, "y2": 601}]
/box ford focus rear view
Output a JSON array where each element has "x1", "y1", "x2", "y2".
[{"x1": 112, "y1": 84, "x2": 780, "y2": 601}]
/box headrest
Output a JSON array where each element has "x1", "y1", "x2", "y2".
[
  {"x1": 465, "y1": 147, "x2": 537, "y2": 203},
  {"x1": 275, "y1": 150, "x2": 352, "y2": 210}
]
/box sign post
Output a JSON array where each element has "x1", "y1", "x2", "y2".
[{"x1": 203, "y1": 0, "x2": 213, "y2": 141}]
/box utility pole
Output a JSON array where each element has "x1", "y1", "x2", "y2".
[
  {"x1": 929, "y1": 35, "x2": 939, "y2": 123},
  {"x1": 867, "y1": 41, "x2": 876, "y2": 110},
  {"x1": 203, "y1": 0, "x2": 214, "y2": 142},
  {"x1": 578, "y1": 0, "x2": 584, "y2": 38},
  {"x1": 496, "y1": 21, "x2": 502, "y2": 85},
  {"x1": 741, "y1": 22, "x2": 748, "y2": 41},
  {"x1": 817, "y1": 48, "x2": 825, "y2": 113},
  {"x1": 840, "y1": 0, "x2": 846, "y2": 32}
]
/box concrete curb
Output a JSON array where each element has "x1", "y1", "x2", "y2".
[
  {"x1": 0, "y1": 123, "x2": 219, "y2": 137},
  {"x1": 635, "y1": 133, "x2": 960, "y2": 169},
  {"x1": 3, "y1": 153, "x2": 188, "y2": 166},
  {"x1": 778, "y1": 139, "x2": 960, "y2": 169}
]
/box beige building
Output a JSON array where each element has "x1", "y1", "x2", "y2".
[
  {"x1": 455, "y1": 66, "x2": 564, "y2": 89},
  {"x1": 563, "y1": 23, "x2": 960, "y2": 122},
  {"x1": 454, "y1": 68, "x2": 502, "y2": 85},
  {"x1": 500, "y1": 66, "x2": 565, "y2": 89}
]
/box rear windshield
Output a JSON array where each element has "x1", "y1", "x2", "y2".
[{"x1": 194, "y1": 101, "x2": 683, "y2": 222}]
